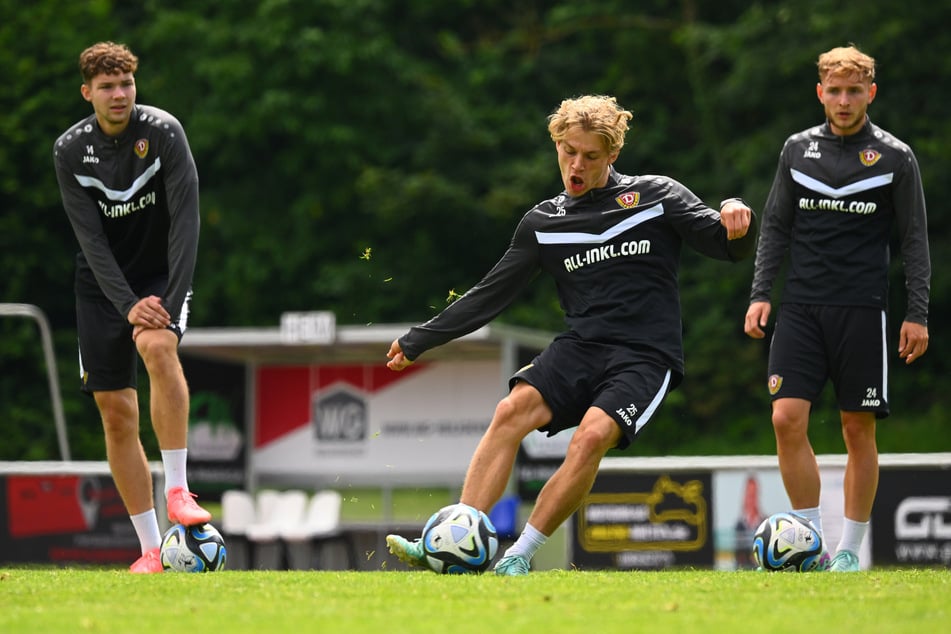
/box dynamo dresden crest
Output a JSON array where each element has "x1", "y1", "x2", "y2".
[
  {"x1": 768, "y1": 374, "x2": 783, "y2": 396},
  {"x1": 134, "y1": 139, "x2": 149, "y2": 159},
  {"x1": 616, "y1": 192, "x2": 640, "y2": 209},
  {"x1": 859, "y1": 148, "x2": 881, "y2": 167}
]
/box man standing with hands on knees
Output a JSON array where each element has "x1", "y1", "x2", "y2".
[
  {"x1": 745, "y1": 45, "x2": 930, "y2": 572},
  {"x1": 54, "y1": 41, "x2": 211, "y2": 573}
]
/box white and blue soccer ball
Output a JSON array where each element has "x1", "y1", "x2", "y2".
[
  {"x1": 752, "y1": 512, "x2": 826, "y2": 572},
  {"x1": 421, "y1": 503, "x2": 499, "y2": 574},
  {"x1": 160, "y1": 523, "x2": 227, "y2": 572}
]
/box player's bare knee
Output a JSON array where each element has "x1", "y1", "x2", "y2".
[
  {"x1": 489, "y1": 396, "x2": 531, "y2": 437},
  {"x1": 492, "y1": 395, "x2": 518, "y2": 423},
  {"x1": 567, "y1": 425, "x2": 615, "y2": 462},
  {"x1": 840, "y1": 412, "x2": 876, "y2": 444},
  {"x1": 95, "y1": 395, "x2": 138, "y2": 439},
  {"x1": 771, "y1": 407, "x2": 807, "y2": 438},
  {"x1": 100, "y1": 416, "x2": 140, "y2": 442},
  {"x1": 136, "y1": 335, "x2": 180, "y2": 373},
  {"x1": 495, "y1": 383, "x2": 546, "y2": 423}
]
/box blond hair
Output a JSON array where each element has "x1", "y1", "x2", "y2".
[
  {"x1": 817, "y1": 46, "x2": 875, "y2": 84},
  {"x1": 547, "y1": 95, "x2": 633, "y2": 155},
  {"x1": 79, "y1": 41, "x2": 139, "y2": 84}
]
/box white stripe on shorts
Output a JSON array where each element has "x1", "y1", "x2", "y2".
[
  {"x1": 880, "y1": 310, "x2": 888, "y2": 403},
  {"x1": 177, "y1": 290, "x2": 192, "y2": 334},
  {"x1": 635, "y1": 369, "x2": 672, "y2": 435}
]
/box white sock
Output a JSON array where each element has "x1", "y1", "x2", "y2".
[
  {"x1": 503, "y1": 522, "x2": 547, "y2": 561},
  {"x1": 130, "y1": 508, "x2": 162, "y2": 553},
  {"x1": 161, "y1": 448, "x2": 189, "y2": 495},
  {"x1": 793, "y1": 506, "x2": 823, "y2": 537},
  {"x1": 837, "y1": 518, "x2": 869, "y2": 555}
]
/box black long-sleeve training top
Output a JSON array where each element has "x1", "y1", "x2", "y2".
[
  {"x1": 750, "y1": 119, "x2": 930, "y2": 325},
  {"x1": 399, "y1": 167, "x2": 756, "y2": 382},
  {"x1": 54, "y1": 104, "x2": 200, "y2": 322}
]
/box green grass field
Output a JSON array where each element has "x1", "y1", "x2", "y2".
[{"x1": 1, "y1": 567, "x2": 947, "y2": 634}]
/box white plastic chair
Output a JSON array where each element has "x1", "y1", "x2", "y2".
[
  {"x1": 220, "y1": 490, "x2": 256, "y2": 570},
  {"x1": 283, "y1": 490, "x2": 353, "y2": 570},
  {"x1": 252, "y1": 489, "x2": 283, "y2": 526},
  {"x1": 247, "y1": 489, "x2": 309, "y2": 569}
]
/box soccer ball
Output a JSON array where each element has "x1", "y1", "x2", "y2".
[
  {"x1": 160, "y1": 523, "x2": 227, "y2": 572},
  {"x1": 421, "y1": 503, "x2": 499, "y2": 574},
  {"x1": 752, "y1": 512, "x2": 826, "y2": 572}
]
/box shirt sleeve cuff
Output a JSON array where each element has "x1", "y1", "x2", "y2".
[{"x1": 719, "y1": 197, "x2": 747, "y2": 209}]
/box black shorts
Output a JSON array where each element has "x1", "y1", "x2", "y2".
[
  {"x1": 768, "y1": 303, "x2": 889, "y2": 417},
  {"x1": 76, "y1": 280, "x2": 190, "y2": 394},
  {"x1": 510, "y1": 333, "x2": 675, "y2": 450}
]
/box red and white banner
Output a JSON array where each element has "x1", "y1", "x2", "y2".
[{"x1": 253, "y1": 360, "x2": 505, "y2": 485}]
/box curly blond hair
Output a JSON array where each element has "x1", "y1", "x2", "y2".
[
  {"x1": 547, "y1": 95, "x2": 633, "y2": 155},
  {"x1": 79, "y1": 41, "x2": 139, "y2": 84},
  {"x1": 817, "y1": 46, "x2": 875, "y2": 84}
]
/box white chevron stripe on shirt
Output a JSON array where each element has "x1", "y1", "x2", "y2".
[
  {"x1": 74, "y1": 157, "x2": 162, "y2": 202},
  {"x1": 535, "y1": 203, "x2": 664, "y2": 245},
  {"x1": 791, "y1": 168, "x2": 893, "y2": 199}
]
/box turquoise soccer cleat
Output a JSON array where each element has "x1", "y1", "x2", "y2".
[
  {"x1": 493, "y1": 554, "x2": 530, "y2": 576},
  {"x1": 828, "y1": 550, "x2": 860, "y2": 572},
  {"x1": 386, "y1": 534, "x2": 431, "y2": 570}
]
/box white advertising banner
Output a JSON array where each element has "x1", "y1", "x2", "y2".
[{"x1": 252, "y1": 360, "x2": 504, "y2": 485}]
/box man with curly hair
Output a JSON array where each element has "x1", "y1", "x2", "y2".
[
  {"x1": 385, "y1": 94, "x2": 756, "y2": 575},
  {"x1": 54, "y1": 41, "x2": 211, "y2": 573}
]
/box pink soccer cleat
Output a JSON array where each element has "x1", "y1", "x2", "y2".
[
  {"x1": 130, "y1": 548, "x2": 163, "y2": 574},
  {"x1": 166, "y1": 486, "x2": 212, "y2": 526}
]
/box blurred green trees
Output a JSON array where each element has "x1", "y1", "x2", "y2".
[{"x1": 2, "y1": 0, "x2": 948, "y2": 459}]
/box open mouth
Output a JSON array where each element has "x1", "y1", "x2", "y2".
[{"x1": 569, "y1": 175, "x2": 585, "y2": 192}]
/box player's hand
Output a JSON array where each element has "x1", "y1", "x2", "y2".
[
  {"x1": 386, "y1": 339, "x2": 414, "y2": 371},
  {"x1": 128, "y1": 295, "x2": 170, "y2": 329},
  {"x1": 720, "y1": 201, "x2": 752, "y2": 240},
  {"x1": 744, "y1": 301, "x2": 771, "y2": 339},
  {"x1": 898, "y1": 320, "x2": 928, "y2": 364}
]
